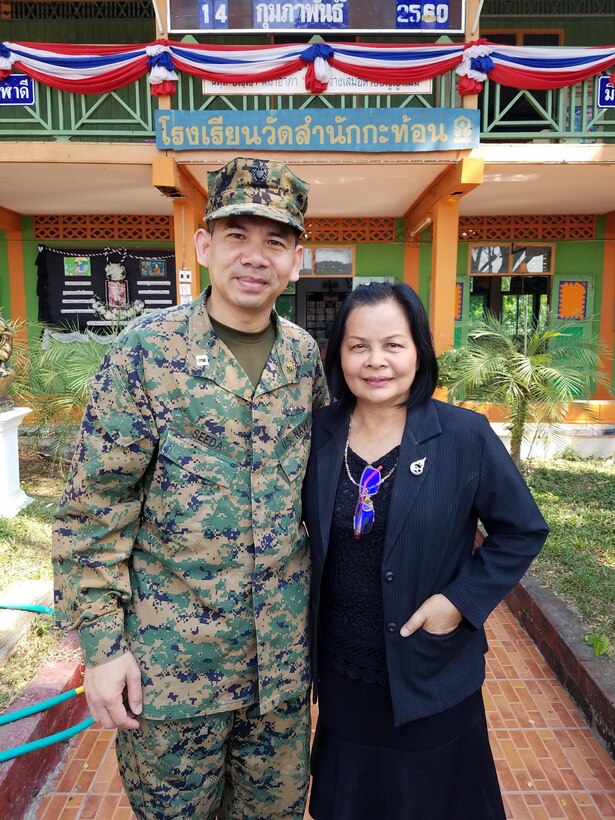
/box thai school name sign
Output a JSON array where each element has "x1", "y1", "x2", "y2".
[
  {"x1": 0, "y1": 74, "x2": 35, "y2": 106},
  {"x1": 155, "y1": 108, "x2": 479, "y2": 152},
  {"x1": 168, "y1": 0, "x2": 465, "y2": 34}
]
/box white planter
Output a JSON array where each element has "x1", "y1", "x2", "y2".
[
  {"x1": 0, "y1": 407, "x2": 33, "y2": 518},
  {"x1": 490, "y1": 422, "x2": 615, "y2": 460}
]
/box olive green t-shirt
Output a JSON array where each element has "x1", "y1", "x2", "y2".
[{"x1": 209, "y1": 315, "x2": 276, "y2": 388}]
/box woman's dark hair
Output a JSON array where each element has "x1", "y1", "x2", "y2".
[{"x1": 325, "y1": 281, "x2": 438, "y2": 410}]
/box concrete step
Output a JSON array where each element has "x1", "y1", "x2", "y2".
[{"x1": 0, "y1": 581, "x2": 54, "y2": 664}]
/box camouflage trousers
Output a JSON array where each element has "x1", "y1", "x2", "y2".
[{"x1": 116, "y1": 691, "x2": 310, "y2": 820}]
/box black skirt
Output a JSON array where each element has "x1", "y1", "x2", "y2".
[{"x1": 309, "y1": 660, "x2": 506, "y2": 820}]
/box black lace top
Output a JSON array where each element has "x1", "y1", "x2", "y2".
[{"x1": 319, "y1": 444, "x2": 400, "y2": 686}]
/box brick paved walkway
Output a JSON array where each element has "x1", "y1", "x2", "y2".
[{"x1": 29, "y1": 603, "x2": 615, "y2": 820}]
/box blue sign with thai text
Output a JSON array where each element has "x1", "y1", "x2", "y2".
[
  {"x1": 597, "y1": 76, "x2": 615, "y2": 108},
  {"x1": 0, "y1": 74, "x2": 35, "y2": 106},
  {"x1": 155, "y1": 108, "x2": 479, "y2": 152},
  {"x1": 253, "y1": 0, "x2": 349, "y2": 29}
]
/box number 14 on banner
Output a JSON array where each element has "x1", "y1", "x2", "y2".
[{"x1": 200, "y1": 1, "x2": 228, "y2": 28}]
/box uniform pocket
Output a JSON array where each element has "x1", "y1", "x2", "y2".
[{"x1": 147, "y1": 432, "x2": 238, "y2": 552}]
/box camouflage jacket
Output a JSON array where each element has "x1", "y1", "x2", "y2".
[{"x1": 52, "y1": 292, "x2": 328, "y2": 719}]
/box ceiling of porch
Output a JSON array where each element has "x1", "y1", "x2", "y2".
[{"x1": 1, "y1": 142, "x2": 615, "y2": 223}]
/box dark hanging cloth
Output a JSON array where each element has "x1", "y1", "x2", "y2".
[{"x1": 36, "y1": 245, "x2": 176, "y2": 331}]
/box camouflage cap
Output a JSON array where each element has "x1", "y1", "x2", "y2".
[{"x1": 205, "y1": 157, "x2": 309, "y2": 234}]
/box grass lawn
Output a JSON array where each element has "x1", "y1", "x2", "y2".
[
  {"x1": 526, "y1": 455, "x2": 615, "y2": 652},
  {"x1": 0, "y1": 448, "x2": 613, "y2": 713},
  {"x1": 0, "y1": 447, "x2": 65, "y2": 711},
  {"x1": 0, "y1": 449, "x2": 60, "y2": 591}
]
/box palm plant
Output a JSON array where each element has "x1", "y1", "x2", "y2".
[
  {"x1": 442, "y1": 314, "x2": 605, "y2": 466},
  {"x1": 11, "y1": 326, "x2": 110, "y2": 466}
]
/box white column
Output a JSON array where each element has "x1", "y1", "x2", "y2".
[{"x1": 0, "y1": 407, "x2": 33, "y2": 518}]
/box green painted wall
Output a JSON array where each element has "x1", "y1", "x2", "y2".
[
  {"x1": 417, "y1": 231, "x2": 433, "y2": 315},
  {"x1": 0, "y1": 234, "x2": 11, "y2": 318},
  {"x1": 354, "y1": 242, "x2": 405, "y2": 281},
  {"x1": 554, "y1": 237, "x2": 601, "y2": 278},
  {"x1": 552, "y1": 236, "x2": 604, "y2": 354},
  {"x1": 457, "y1": 242, "x2": 469, "y2": 272},
  {"x1": 553, "y1": 238, "x2": 603, "y2": 279}
]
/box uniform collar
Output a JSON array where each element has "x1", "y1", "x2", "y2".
[{"x1": 187, "y1": 288, "x2": 300, "y2": 396}]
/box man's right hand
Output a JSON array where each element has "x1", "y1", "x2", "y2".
[{"x1": 84, "y1": 652, "x2": 143, "y2": 730}]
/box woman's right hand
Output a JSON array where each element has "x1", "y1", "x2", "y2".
[{"x1": 399, "y1": 593, "x2": 463, "y2": 638}]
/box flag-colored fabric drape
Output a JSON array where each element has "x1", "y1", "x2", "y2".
[{"x1": 1, "y1": 39, "x2": 614, "y2": 96}]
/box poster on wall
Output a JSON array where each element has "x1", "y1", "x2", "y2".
[
  {"x1": 36, "y1": 246, "x2": 177, "y2": 332},
  {"x1": 168, "y1": 0, "x2": 465, "y2": 34}
]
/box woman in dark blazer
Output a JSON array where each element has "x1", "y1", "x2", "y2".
[{"x1": 303, "y1": 282, "x2": 549, "y2": 820}]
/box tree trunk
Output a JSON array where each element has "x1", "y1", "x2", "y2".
[{"x1": 509, "y1": 396, "x2": 528, "y2": 468}]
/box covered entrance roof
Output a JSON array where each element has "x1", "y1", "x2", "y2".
[{"x1": 1, "y1": 143, "x2": 615, "y2": 222}]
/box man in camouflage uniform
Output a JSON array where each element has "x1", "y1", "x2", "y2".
[{"x1": 52, "y1": 157, "x2": 328, "y2": 819}]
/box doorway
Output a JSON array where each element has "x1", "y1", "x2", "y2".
[{"x1": 296, "y1": 277, "x2": 353, "y2": 360}]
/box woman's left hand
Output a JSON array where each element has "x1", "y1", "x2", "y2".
[{"x1": 400, "y1": 594, "x2": 463, "y2": 638}]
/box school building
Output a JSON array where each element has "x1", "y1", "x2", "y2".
[{"x1": 1, "y1": 0, "x2": 614, "y2": 443}]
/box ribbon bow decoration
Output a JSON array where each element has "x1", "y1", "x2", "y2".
[
  {"x1": 146, "y1": 42, "x2": 178, "y2": 96},
  {"x1": 0, "y1": 44, "x2": 16, "y2": 81},
  {"x1": 300, "y1": 42, "x2": 334, "y2": 94},
  {"x1": 456, "y1": 39, "x2": 494, "y2": 96}
]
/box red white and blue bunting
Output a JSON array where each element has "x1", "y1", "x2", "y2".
[{"x1": 1, "y1": 38, "x2": 614, "y2": 97}]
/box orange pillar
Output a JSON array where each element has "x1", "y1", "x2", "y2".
[
  {"x1": 153, "y1": 156, "x2": 207, "y2": 304},
  {"x1": 6, "y1": 229, "x2": 28, "y2": 337},
  {"x1": 596, "y1": 211, "x2": 615, "y2": 400},
  {"x1": 430, "y1": 197, "x2": 460, "y2": 355},
  {"x1": 173, "y1": 199, "x2": 202, "y2": 302}
]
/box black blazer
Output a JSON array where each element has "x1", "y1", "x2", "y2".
[{"x1": 302, "y1": 398, "x2": 549, "y2": 727}]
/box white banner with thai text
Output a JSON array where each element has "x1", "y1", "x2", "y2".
[{"x1": 202, "y1": 66, "x2": 432, "y2": 95}]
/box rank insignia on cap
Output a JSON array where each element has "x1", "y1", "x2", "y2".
[{"x1": 205, "y1": 156, "x2": 309, "y2": 234}]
